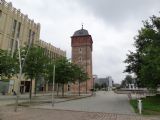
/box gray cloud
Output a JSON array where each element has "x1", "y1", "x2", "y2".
[{"x1": 77, "y1": 0, "x2": 160, "y2": 27}]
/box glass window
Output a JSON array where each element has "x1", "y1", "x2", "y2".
[
  {"x1": 0, "y1": 10, "x2": 2, "y2": 17},
  {"x1": 16, "y1": 22, "x2": 21, "y2": 38},
  {"x1": 28, "y1": 29, "x2": 31, "y2": 45},
  {"x1": 12, "y1": 20, "x2": 17, "y2": 37},
  {"x1": 31, "y1": 32, "x2": 35, "y2": 44},
  {"x1": 0, "y1": 10, "x2": 2, "y2": 24}
]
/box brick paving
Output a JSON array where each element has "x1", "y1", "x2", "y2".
[{"x1": 0, "y1": 106, "x2": 155, "y2": 120}]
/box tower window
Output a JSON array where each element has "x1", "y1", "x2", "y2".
[
  {"x1": 79, "y1": 57, "x2": 82, "y2": 62},
  {"x1": 79, "y1": 48, "x2": 82, "y2": 53}
]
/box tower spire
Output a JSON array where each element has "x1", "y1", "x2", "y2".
[{"x1": 82, "y1": 23, "x2": 83, "y2": 29}]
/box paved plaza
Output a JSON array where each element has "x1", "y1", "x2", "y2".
[
  {"x1": 1, "y1": 91, "x2": 160, "y2": 120},
  {"x1": 0, "y1": 106, "x2": 155, "y2": 120},
  {"x1": 34, "y1": 91, "x2": 135, "y2": 115}
]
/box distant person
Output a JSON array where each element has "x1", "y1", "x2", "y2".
[{"x1": 12, "y1": 89, "x2": 16, "y2": 95}]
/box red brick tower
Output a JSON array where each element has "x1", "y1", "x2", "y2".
[{"x1": 71, "y1": 26, "x2": 93, "y2": 93}]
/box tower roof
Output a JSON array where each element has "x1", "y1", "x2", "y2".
[{"x1": 73, "y1": 27, "x2": 89, "y2": 37}]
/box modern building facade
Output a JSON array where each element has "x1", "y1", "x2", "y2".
[
  {"x1": 71, "y1": 26, "x2": 93, "y2": 93},
  {"x1": 95, "y1": 76, "x2": 114, "y2": 91},
  {"x1": 0, "y1": 0, "x2": 40, "y2": 94},
  {"x1": 0, "y1": 0, "x2": 66, "y2": 94},
  {"x1": 0, "y1": 0, "x2": 40, "y2": 53},
  {"x1": 37, "y1": 40, "x2": 66, "y2": 59}
]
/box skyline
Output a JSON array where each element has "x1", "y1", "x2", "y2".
[{"x1": 6, "y1": 0, "x2": 160, "y2": 83}]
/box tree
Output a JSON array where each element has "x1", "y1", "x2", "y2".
[
  {"x1": 121, "y1": 75, "x2": 134, "y2": 88},
  {"x1": 47, "y1": 58, "x2": 88, "y2": 96},
  {"x1": 0, "y1": 49, "x2": 17, "y2": 80},
  {"x1": 72, "y1": 64, "x2": 88, "y2": 96},
  {"x1": 124, "y1": 15, "x2": 160, "y2": 89},
  {"x1": 52, "y1": 58, "x2": 75, "y2": 96},
  {"x1": 94, "y1": 83, "x2": 100, "y2": 90},
  {"x1": 23, "y1": 45, "x2": 48, "y2": 101}
]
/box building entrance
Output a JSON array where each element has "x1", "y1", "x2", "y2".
[{"x1": 20, "y1": 81, "x2": 30, "y2": 93}]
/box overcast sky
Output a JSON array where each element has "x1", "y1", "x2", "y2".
[{"x1": 6, "y1": 0, "x2": 160, "y2": 83}]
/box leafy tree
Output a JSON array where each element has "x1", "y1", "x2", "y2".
[
  {"x1": 72, "y1": 64, "x2": 88, "y2": 96},
  {"x1": 53, "y1": 58, "x2": 74, "y2": 96},
  {"x1": 43, "y1": 59, "x2": 54, "y2": 92},
  {"x1": 121, "y1": 75, "x2": 134, "y2": 88},
  {"x1": 47, "y1": 58, "x2": 88, "y2": 96},
  {"x1": 23, "y1": 45, "x2": 48, "y2": 100},
  {"x1": 124, "y1": 15, "x2": 160, "y2": 89},
  {"x1": 94, "y1": 83, "x2": 100, "y2": 90},
  {"x1": 0, "y1": 49, "x2": 17, "y2": 80}
]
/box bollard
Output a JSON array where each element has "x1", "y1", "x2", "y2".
[{"x1": 138, "y1": 99, "x2": 142, "y2": 114}]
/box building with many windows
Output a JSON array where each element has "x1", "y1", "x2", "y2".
[
  {"x1": 0, "y1": 0, "x2": 66, "y2": 94},
  {"x1": 0, "y1": 0, "x2": 40, "y2": 53},
  {"x1": 37, "y1": 40, "x2": 66, "y2": 59},
  {"x1": 95, "y1": 76, "x2": 114, "y2": 91},
  {"x1": 0, "y1": 0, "x2": 40, "y2": 94}
]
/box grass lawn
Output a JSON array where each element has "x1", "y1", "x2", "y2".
[{"x1": 130, "y1": 94, "x2": 160, "y2": 115}]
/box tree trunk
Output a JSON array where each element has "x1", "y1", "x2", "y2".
[
  {"x1": 86, "y1": 81, "x2": 87, "y2": 94},
  {"x1": 79, "y1": 80, "x2": 80, "y2": 96},
  {"x1": 57, "y1": 83, "x2": 59, "y2": 96},
  {"x1": 34, "y1": 79, "x2": 37, "y2": 96},
  {"x1": 62, "y1": 83, "x2": 64, "y2": 96},
  {"x1": 29, "y1": 78, "x2": 32, "y2": 102}
]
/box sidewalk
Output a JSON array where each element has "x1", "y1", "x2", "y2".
[{"x1": 0, "y1": 92, "x2": 92, "y2": 106}]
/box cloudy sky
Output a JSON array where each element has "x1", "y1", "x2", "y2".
[{"x1": 6, "y1": 0, "x2": 160, "y2": 83}]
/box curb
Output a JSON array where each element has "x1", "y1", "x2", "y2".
[
  {"x1": 15, "y1": 94, "x2": 93, "y2": 107},
  {"x1": 55, "y1": 94, "x2": 93, "y2": 103}
]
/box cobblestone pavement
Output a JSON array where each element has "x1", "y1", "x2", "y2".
[{"x1": 0, "y1": 107, "x2": 158, "y2": 120}]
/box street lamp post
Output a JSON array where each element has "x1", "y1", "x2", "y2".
[
  {"x1": 14, "y1": 39, "x2": 22, "y2": 112},
  {"x1": 52, "y1": 64, "x2": 55, "y2": 107},
  {"x1": 14, "y1": 38, "x2": 32, "y2": 112}
]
